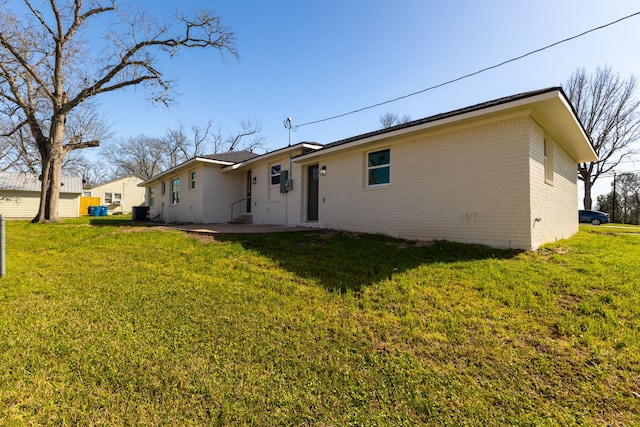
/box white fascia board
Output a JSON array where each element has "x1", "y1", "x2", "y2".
[
  {"x1": 139, "y1": 157, "x2": 234, "y2": 187},
  {"x1": 221, "y1": 143, "x2": 323, "y2": 172}
]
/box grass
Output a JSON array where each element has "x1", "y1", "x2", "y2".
[{"x1": 0, "y1": 216, "x2": 639, "y2": 425}]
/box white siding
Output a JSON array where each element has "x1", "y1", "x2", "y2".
[
  {"x1": 58, "y1": 193, "x2": 81, "y2": 218},
  {"x1": 90, "y1": 176, "x2": 146, "y2": 214},
  {"x1": 0, "y1": 192, "x2": 41, "y2": 218},
  {"x1": 248, "y1": 156, "x2": 291, "y2": 225},
  {"x1": 146, "y1": 164, "x2": 245, "y2": 224},
  {"x1": 161, "y1": 170, "x2": 196, "y2": 223},
  {"x1": 0, "y1": 191, "x2": 79, "y2": 218},
  {"x1": 201, "y1": 165, "x2": 244, "y2": 223},
  {"x1": 296, "y1": 115, "x2": 536, "y2": 249},
  {"x1": 528, "y1": 120, "x2": 579, "y2": 250}
]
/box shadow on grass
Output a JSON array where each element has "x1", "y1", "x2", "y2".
[
  {"x1": 88, "y1": 215, "x2": 152, "y2": 227},
  {"x1": 217, "y1": 230, "x2": 522, "y2": 293},
  {"x1": 84, "y1": 217, "x2": 523, "y2": 293}
]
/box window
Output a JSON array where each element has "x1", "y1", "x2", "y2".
[
  {"x1": 367, "y1": 148, "x2": 390, "y2": 186},
  {"x1": 149, "y1": 187, "x2": 155, "y2": 207},
  {"x1": 161, "y1": 181, "x2": 166, "y2": 196},
  {"x1": 171, "y1": 178, "x2": 180, "y2": 204},
  {"x1": 270, "y1": 164, "x2": 281, "y2": 185},
  {"x1": 104, "y1": 192, "x2": 122, "y2": 204},
  {"x1": 544, "y1": 138, "x2": 554, "y2": 184},
  {"x1": 190, "y1": 171, "x2": 196, "y2": 189},
  {"x1": 83, "y1": 191, "x2": 92, "y2": 197}
]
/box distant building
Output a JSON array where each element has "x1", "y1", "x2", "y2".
[{"x1": 84, "y1": 175, "x2": 146, "y2": 214}]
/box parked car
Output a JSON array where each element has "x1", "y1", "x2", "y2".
[{"x1": 579, "y1": 210, "x2": 610, "y2": 225}]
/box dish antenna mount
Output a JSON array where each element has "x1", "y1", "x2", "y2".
[{"x1": 284, "y1": 117, "x2": 295, "y2": 146}]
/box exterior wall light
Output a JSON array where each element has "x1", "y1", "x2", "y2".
[
  {"x1": 320, "y1": 166, "x2": 327, "y2": 176},
  {"x1": 252, "y1": 176, "x2": 257, "y2": 185}
]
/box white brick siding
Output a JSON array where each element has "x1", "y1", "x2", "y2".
[
  {"x1": 528, "y1": 120, "x2": 579, "y2": 249},
  {"x1": 299, "y1": 114, "x2": 558, "y2": 249}
]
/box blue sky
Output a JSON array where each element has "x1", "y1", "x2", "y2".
[{"x1": 97, "y1": 0, "x2": 640, "y2": 200}]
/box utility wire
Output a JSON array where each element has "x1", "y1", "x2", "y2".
[{"x1": 296, "y1": 10, "x2": 640, "y2": 129}]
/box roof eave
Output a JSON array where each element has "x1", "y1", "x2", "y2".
[
  {"x1": 139, "y1": 157, "x2": 235, "y2": 187},
  {"x1": 294, "y1": 88, "x2": 597, "y2": 164},
  {"x1": 222, "y1": 142, "x2": 324, "y2": 171}
]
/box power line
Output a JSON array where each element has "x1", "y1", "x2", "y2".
[{"x1": 296, "y1": 10, "x2": 640, "y2": 129}]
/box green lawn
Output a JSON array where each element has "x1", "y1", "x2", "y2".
[{"x1": 0, "y1": 217, "x2": 638, "y2": 425}]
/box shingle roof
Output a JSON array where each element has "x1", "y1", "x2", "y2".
[
  {"x1": 0, "y1": 172, "x2": 83, "y2": 194},
  {"x1": 322, "y1": 87, "x2": 569, "y2": 150},
  {"x1": 200, "y1": 150, "x2": 259, "y2": 163}
]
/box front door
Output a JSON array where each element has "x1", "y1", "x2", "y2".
[
  {"x1": 246, "y1": 170, "x2": 252, "y2": 213},
  {"x1": 307, "y1": 164, "x2": 319, "y2": 221}
]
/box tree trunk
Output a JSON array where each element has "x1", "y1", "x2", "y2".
[
  {"x1": 33, "y1": 149, "x2": 52, "y2": 223},
  {"x1": 583, "y1": 179, "x2": 593, "y2": 211},
  {"x1": 47, "y1": 145, "x2": 64, "y2": 222},
  {"x1": 33, "y1": 115, "x2": 66, "y2": 223}
]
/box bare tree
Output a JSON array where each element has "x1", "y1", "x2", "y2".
[
  {"x1": 57, "y1": 153, "x2": 113, "y2": 187},
  {"x1": 0, "y1": 124, "x2": 40, "y2": 173},
  {"x1": 564, "y1": 66, "x2": 640, "y2": 210},
  {"x1": 379, "y1": 112, "x2": 412, "y2": 129},
  {"x1": 103, "y1": 135, "x2": 167, "y2": 180},
  {"x1": 104, "y1": 118, "x2": 266, "y2": 179},
  {"x1": 224, "y1": 118, "x2": 266, "y2": 152},
  {"x1": 164, "y1": 120, "x2": 218, "y2": 165},
  {"x1": 0, "y1": 1, "x2": 236, "y2": 222},
  {"x1": 1, "y1": 98, "x2": 110, "y2": 175}
]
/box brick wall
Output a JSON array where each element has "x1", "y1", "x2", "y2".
[{"x1": 309, "y1": 114, "x2": 546, "y2": 249}]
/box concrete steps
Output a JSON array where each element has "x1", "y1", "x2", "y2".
[{"x1": 229, "y1": 214, "x2": 252, "y2": 224}]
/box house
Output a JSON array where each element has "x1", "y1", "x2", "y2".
[
  {"x1": 140, "y1": 87, "x2": 597, "y2": 250},
  {"x1": 139, "y1": 151, "x2": 261, "y2": 223},
  {"x1": 83, "y1": 175, "x2": 146, "y2": 215},
  {"x1": 0, "y1": 172, "x2": 83, "y2": 219}
]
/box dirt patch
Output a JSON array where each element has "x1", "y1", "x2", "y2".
[
  {"x1": 389, "y1": 240, "x2": 435, "y2": 249},
  {"x1": 119, "y1": 225, "x2": 172, "y2": 233},
  {"x1": 184, "y1": 232, "x2": 218, "y2": 243}
]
